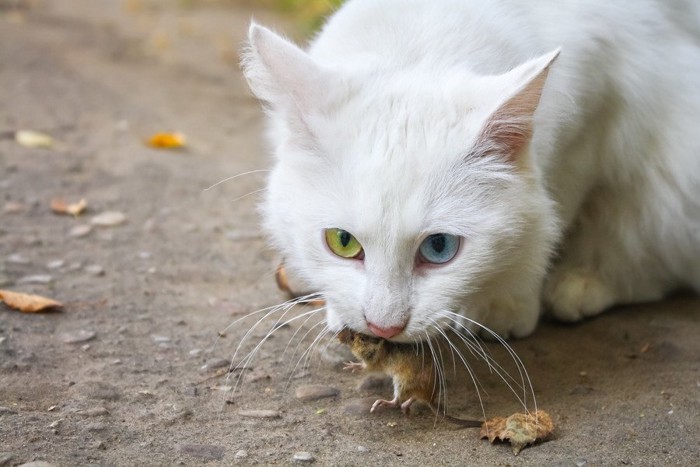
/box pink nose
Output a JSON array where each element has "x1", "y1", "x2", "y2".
[{"x1": 367, "y1": 322, "x2": 405, "y2": 339}]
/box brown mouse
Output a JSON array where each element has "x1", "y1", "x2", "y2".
[{"x1": 337, "y1": 328, "x2": 482, "y2": 428}]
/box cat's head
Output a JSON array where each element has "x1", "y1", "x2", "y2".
[{"x1": 243, "y1": 24, "x2": 559, "y2": 341}]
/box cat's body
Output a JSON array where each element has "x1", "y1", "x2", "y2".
[{"x1": 243, "y1": 0, "x2": 700, "y2": 339}]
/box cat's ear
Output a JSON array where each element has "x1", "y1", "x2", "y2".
[
  {"x1": 474, "y1": 49, "x2": 560, "y2": 164},
  {"x1": 243, "y1": 22, "x2": 330, "y2": 115}
]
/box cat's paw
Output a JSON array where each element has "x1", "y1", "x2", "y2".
[
  {"x1": 544, "y1": 269, "x2": 615, "y2": 321},
  {"x1": 479, "y1": 294, "x2": 539, "y2": 340}
]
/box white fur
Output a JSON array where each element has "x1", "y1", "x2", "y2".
[{"x1": 243, "y1": 0, "x2": 700, "y2": 339}]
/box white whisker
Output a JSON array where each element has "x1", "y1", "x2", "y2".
[{"x1": 203, "y1": 169, "x2": 270, "y2": 192}]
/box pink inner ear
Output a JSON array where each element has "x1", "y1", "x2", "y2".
[{"x1": 474, "y1": 62, "x2": 552, "y2": 163}]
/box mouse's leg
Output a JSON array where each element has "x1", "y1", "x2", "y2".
[
  {"x1": 343, "y1": 361, "x2": 364, "y2": 372},
  {"x1": 370, "y1": 397, "x2": 398, "y2": 413},
  {"x1": 400, "y1": 397, "x2": 416, "y2": 415}
]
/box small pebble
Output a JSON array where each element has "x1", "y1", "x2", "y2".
[
  {"x1": 175, "y1": 443, "x2": 225, "y2": 461},
  {"x1": 46, "y1": 260, "x2": 64, "y2": 269},
  {"x1": 295, "y1": 385, "x2": 339, "y2": 402},
  {"x1": 84, "y1": 265, "x2": 105, "y2": 276},
  {"x1": 69, "y1": 224, "x2": 92, "y2": 238},
  {"x1": 575, "y1": 459, "x2": 588, "y2": 467},
  {"x1": 238, "y1": 409, "x2": 281, "y2": 419},
  {"x1": 18, "y1": 462, "x2": 58, "y2": 467},
  {"x1": 188, "y1": 348, "x2": 203, "y2": 357},
  {"x1": 201, "y1": 358, "x2": 230, "y2": 370},
  {"x1": 357, "y1": 446, "x2": 369, "y2": 453},
  {"x1": 7, "y1": 253, "x2": 30, "y2": 265},
  {"x1": 292, "y1": 451, "x2": 315, "y2": 464},
  {"x1": 48, "y1": 419, "x2": 63, "y2": 429},
  {"x1": 85, "y1": 422, "x2": 107, "y2": 432},
  {"x1": 151, "y1": 335, "x2": 170, "y2": 343},
  {"x1": 234, "y1": 449, "x2": 248, "y2": 459},
  {"x1": 61, "y1": 330, "x2": 97, "y2": 344},
  {"x1": 138, "y1": 251, "x2": 152, "y2": 260},
  {"x1": 91, "y1": 211, "x2": 126, "y2": 227},
  {"x1": 17, "y1": 274, "x2": 52, "y2": 285}
]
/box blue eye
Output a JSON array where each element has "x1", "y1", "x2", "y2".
[{"x1": 418, "y1": 234, "x2": 460, "y2": 264}]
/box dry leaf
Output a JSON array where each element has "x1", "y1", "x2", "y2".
[
  {"x1": 480, "y1": 410, "x2": 554, "y2": 455},
  {"x1": 275, "y1": 262, "x2": 293, "y2": 295},
  {"x1": 146, "y1": 132, "x2": 186, "y2": 149},
  {"x1": 0, "y1": 289, "x2": 63, "y2": 313},
  {"x1": 275, "y1": 262, "x2": 325, "y2": 307},
  {"x1": 15, "y1": 130, "x2": 55, "y2": 148},
  {"x1": 51, "y1": 198, "x2": 87, "y2": 217}
]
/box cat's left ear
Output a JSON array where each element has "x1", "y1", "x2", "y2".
[
  {"x1": 243, "y1": 23, "x2": 332, "y2": 115},
  {"x1": 474, "y1": 49, "x2": 560, "y2": 164}
]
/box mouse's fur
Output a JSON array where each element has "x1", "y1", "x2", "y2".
[{"x1": 338, "y1": 328, "x2": 481, "y2": 427}]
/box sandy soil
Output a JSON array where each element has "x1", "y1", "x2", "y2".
[{"x1": 1, "y1": 1, "x2": 699, "y2": 465}]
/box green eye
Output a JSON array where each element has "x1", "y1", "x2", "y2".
[{"x1": 324, "y1": 228, "x2": 364, "y2": 259}]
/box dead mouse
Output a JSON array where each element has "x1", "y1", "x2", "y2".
[{"x1": 337, "y1": 328, "x2": 481, "y2": 428}]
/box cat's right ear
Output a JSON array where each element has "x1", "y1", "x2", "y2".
[
  {"x1": 472, "y1": 49, "x2": 560, "y2": 166},
  {"x1": 242, "y1": 22, "x2": 330, "y2": 116}
]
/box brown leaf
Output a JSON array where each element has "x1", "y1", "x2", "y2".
[
  {"x1": 146, "y1": 132, "x2": 186, "y2": 149},
  {"x1": 480, "y1": 410, "x2": 554, "y2": 455},
  {"x1": 0, "y1": 289, "x2": 63, "y2": 313},
  {"x1": 275, "y1": 262, "x2": 325, "y2": 307},
  {"x1": 51, "y1": 198, "x2": 87, "y2": 217}
]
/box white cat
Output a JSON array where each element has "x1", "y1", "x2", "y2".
[{"x1": 242, "y1": 0, "x2": 700, "y2": 340}]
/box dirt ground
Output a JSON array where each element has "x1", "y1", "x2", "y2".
[{"x1": 1, "y1": 1, "x2": 699, "y2": 466}]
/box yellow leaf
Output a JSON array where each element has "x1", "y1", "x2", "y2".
[
  {"x1": 146, "y1": 132, "x2": 186, "y2": 149},
  {"x1": 15, "y1": 130, "x2": 54, "y2": 149},
  {"x1": 0, "y1": 290, "x2": 63, "y2": 313}
]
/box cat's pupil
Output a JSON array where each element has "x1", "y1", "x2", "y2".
[
  {"x1": 430, "y1": 234, "x2": 446, "y2": 253},
  {"x1": 339, "y1": 230, "x2": 351, "y2": 247}
]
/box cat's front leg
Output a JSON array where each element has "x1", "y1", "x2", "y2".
[
  {"x1": 474, "y1": 273, "x2": 544, "y2": 339},
  {"x1": 542, "y1": 267, "x2": 616, "y2": 321}
]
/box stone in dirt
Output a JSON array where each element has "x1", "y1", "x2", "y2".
[
  {"x1": 61, "y1": 330, "x2": 97, "y2": 344},
  {"x1": 295, "y1": 385, "x2": 339, "y2": 402},
  {"x1": 90, "y1": 211, "x2": 126, "y2": 227},
  {"x1": 292, "y1": 451, "x2": 315, "y2": 463},
  {"x1": 69, "y1": 224, "x2": 92, "y2": 238}
]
